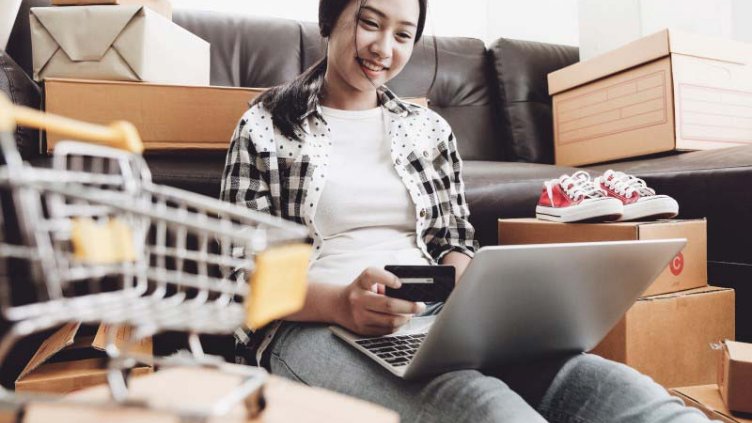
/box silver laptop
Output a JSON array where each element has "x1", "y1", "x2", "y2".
[{"x1": 330, "y1": 239, "x2": 686, "y2": 380}]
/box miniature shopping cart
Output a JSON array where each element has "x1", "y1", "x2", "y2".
[{"x1": 0, "y1": 94, "x2": 311, "y2": 420}]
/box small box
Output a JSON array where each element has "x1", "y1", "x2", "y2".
[
  {"x1": 578, "y1": 0, "x2": 733, "y2": 61},
  {"x1": 592, "y1": 286, "x2": 735, "y2": 388},
  {"x1": 51, "y1": 0, "x2": 172, "y2": 19},
  {"x1": 719, "y1": 340, "x2": 752, "y2": 414},
  {"x1": 44, "y1": 78, "x2": 262, "y2": 152},
  {"x1": 31, "y1": 5, "x2": 208, "y2": 84},
  {"x1": 15, "y1": 322, "x2": 152, "y2": 394},
  {"x1": 498, "y1": 218, "x2": 707, "y2": 297},
  {"x1": 672, "y1": 385, "x2": 752, "y2": 423},
  {"x1": 548, "y1": 29, "x2": 752, "y2": 166}
]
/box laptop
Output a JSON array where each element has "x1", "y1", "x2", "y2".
[{"x1": 329, "y1": 239, "x2": 686, "y2": 380}]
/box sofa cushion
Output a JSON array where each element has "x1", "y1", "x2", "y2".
[
  {"x1": 489, "y1": 38, "x2": 578, "y2": 164},
  {"x1": 0, "y1": 50, "x2": 41, "y2": 159},
  {"x1": 173, "y1": 10, "x2": 304, "y2": 88}
]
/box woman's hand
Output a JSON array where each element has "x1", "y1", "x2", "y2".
[{"x1": 335, "y1": 267, "x2": 426, "y2": 337}]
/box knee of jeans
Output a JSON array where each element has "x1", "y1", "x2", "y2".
[
  {"x1": 544, "y1": 354, "x2": 668, "y2": 410},
  {"x1": 418, "y1": 370, "x2": 544, "y2": 423}
]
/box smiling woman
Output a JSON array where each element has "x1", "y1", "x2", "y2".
[{"x1": 220, "y1": 1, "x2": 714, "y2": 422}]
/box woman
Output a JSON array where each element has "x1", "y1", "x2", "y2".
[{"x1": 221, "y1": 0, "x2": 710, "y2": 421}]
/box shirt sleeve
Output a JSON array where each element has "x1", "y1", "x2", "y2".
[
  {"x1": 432, "y1": 131, "x2": 479, "y2": 262},
  {"x1": 220, "y1": 115, "x2": 274, "y2": 215}
]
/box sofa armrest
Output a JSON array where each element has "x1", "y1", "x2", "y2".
[
  {"x1": 489, "y1": 38, "x2": 578, "y2": 164},
  {"x1": 0, "y1": 49, "x2": 41, "y2": 159}
]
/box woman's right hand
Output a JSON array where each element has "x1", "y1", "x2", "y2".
[{"x1": 335, "y1": 267, "x2": 426, "y2": 337}]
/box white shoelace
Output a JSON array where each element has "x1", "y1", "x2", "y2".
[
  {"x1": 595, "y1": 170, "x2": 655, "y2": 199},
  {"x1": 546, "y1": 170, "x2": 607, "y2": 201}
]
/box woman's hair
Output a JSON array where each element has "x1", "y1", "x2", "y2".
[{"x1": 253, "y1": 0, "x2": 428, "y2": 141}]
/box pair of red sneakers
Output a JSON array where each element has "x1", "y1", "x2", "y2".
[{"x1": 535, "y1": 170, "x2": 679, "y2": 223}]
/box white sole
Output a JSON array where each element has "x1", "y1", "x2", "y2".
[
  {"x1": 618, "y1": 196, "x2": 679, "y2": 221},
  {"x1": 536, "y1": 198, "x2": 623, "y2": 223}
]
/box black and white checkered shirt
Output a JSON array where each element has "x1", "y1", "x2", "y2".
[{"x1": 220, "y1": 86, "x2": 478, "y2": 365}]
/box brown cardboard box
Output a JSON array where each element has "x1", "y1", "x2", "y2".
[
  {"x1": 15, "y1": 322, "x2": 152, "y2": 394},
  {"x1": 51, "y1": 0, "x2": 172, "y2": 19},
  {"x1": 672, "y1": 385, "x2": 752, "y2": 423},
  {"x1": 31, "y1": 6, "x2": 206, "y2": 84},
  {"x1": 43, "y1": 78, "x2": 428, "y2": 152},
  {"x1": 548, "y1": 29, "x2": 752, "y2": 166},
  {"x1": 44, "y1": 78, "x2": 263, "y2": 152},
  {"x1": 719, "y1": 340, "x2": 752, "y2": 414},
  {"x1": 23, "y1": 369, "x2": 399, "y2": 423},
  {"x1": 498, "y1": 218, "x2": 707, "y2": 297},
  {"x1": 592, "y1": 286, "x2": 735, "y2": 388}
]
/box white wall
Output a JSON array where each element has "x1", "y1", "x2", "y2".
[
  {"x1": 170, "y1": 0, "x2": 752, "y2": 47},
  {"x1": 170, "y1": 0, "x2": 579, "y2": 46},
  {"x1": 486, "y1": 0, "x2": 579, "y2": 46}
]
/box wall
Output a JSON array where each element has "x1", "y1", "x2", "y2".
[{"x1": 170, "y1": 0, "x2": 579, "y2": 46}]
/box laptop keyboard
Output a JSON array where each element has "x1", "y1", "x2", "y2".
[{"x1": 355, "y1": 333, "x2": 426, "y2": 367}]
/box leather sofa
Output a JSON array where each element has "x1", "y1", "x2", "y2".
[{"x1": 5, "y1": 1, "x2": 751, "y2": 346}]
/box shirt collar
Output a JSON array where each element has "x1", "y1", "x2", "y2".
[{"x1": 301, "y1": 85, "x2": 417, "y2": 120}]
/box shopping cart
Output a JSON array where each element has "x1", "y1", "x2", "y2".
[{"x1": 0, "y1": 94, "x2": 311, "y2": 420}]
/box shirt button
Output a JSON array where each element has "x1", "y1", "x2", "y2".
[
  {"x1": 419, "y1": 209, "x2": 427, "y2": 218},
  {"x1": 423, "y1": 151, "x2": 430, "y2": 158},
  {"x1": 395, "y1": 158, "x2": 402, "y2": 165}
]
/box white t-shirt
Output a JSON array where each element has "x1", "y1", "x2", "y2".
[{"x1": 308, "y1": 106, "x2": 430, "y2": 285}]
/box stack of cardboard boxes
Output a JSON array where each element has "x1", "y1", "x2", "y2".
[
  {"x1": 30, "y1": 0, "x2": 262, "y2": 153},
  {"x1": 501, "y1": 25, "x2": 752, "y2": 419},
  {"x1": 498, "y1": 218, "x2": 735, "y2": 388}
]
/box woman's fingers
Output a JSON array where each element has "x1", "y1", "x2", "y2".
[
  {"x1": 364, "y1": 292, "x2": 425, "y2": 315},
  {"x1": 356, "y1": 267, "x2": 401, "y2": 291},
  {"x1": 362, "y1": 310, "x2": 412, "y2": 332}
]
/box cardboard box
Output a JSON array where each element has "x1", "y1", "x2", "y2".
[
  {"x1": 15, "y1": 322, "x2": 152, "y2": 394},
  {"x1": 31, "y1": 5, "x2": 208, "y2": 84},
  {"x1": 548, "y1": 29, "x2": 752, "y2": 166},
  {"x1": 51, "y1": 0, "x2": 172, "y2": 19},
  {"x1": 44, "y1": 78, "x2": 263, "y2": 151},
  {"x1": 672, "y1": 385, "x2": 752, "y2": 423},
  {"x1": 498, "y1": 218, "x2": 707, "y2": 297},
  {"x1": 592, "y1": 286, "x2": 735, "y2": 388},
  {"x1": 719, "y1": 340, "x2": 752, "y2": 413},
  {"x1": 578, "y1": 0, "x2": 733, "y2": 61},
  {"x1": 23, "y1": 370, "x2": 399, "y2": 423},
  {"x1": 42, "y1": 78, "x2": 429, "y2": 152}
]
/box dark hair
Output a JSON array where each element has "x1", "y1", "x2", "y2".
[{"x1": 253, "y1": 0, "x2": 428, "y2": 141}]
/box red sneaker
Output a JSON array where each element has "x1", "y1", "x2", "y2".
[
  {"x1": 535, "y1": 171, "x2": 623, "y2": 223},
  {"x1": 594, "y1": 170, "x2": 679, "y2": 221}
]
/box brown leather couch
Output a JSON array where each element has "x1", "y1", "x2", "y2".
[{"x1": 5, "y1": 1, "x2": 751, "y2": 347}]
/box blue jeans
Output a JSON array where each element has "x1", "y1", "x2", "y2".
[{"x1": 267, "y1": 320, "x2": 713, "y2": 422}]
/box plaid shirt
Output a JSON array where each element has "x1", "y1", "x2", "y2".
[{"x1": 220, "y1": 87, "x2": 478, "y2": 364}]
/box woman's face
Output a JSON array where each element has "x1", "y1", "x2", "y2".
[{"x1": 325, "y1": 0, "x2": 420, "y2": 100}]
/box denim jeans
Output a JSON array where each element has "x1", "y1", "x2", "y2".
[{"x1": 267, "y1": 319, "x2": 714, "y2": 422}]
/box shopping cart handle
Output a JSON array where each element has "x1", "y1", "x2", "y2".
[{"x1": 0, "y1": 93, "x2": 144, "y2": 154}]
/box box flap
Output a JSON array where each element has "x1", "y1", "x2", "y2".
[
  {"x1": 31, "y1": 6, "x2": 141, "y2": 61},
  {"x1": 18, "y1": 322, "x2": 82, "y2": 380},
  {"x1": 549, "y1": 29, "x2": 752, "y2": 95},
  {"x1": 726, "y1": 340, "x2": 752, "y2": 363},
  {"x1": 92, "y1": 324, "x2": 153, "y2": 359},
  {"x1": 672, "y1": 385, "x2": 752, "y2": 423}
]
